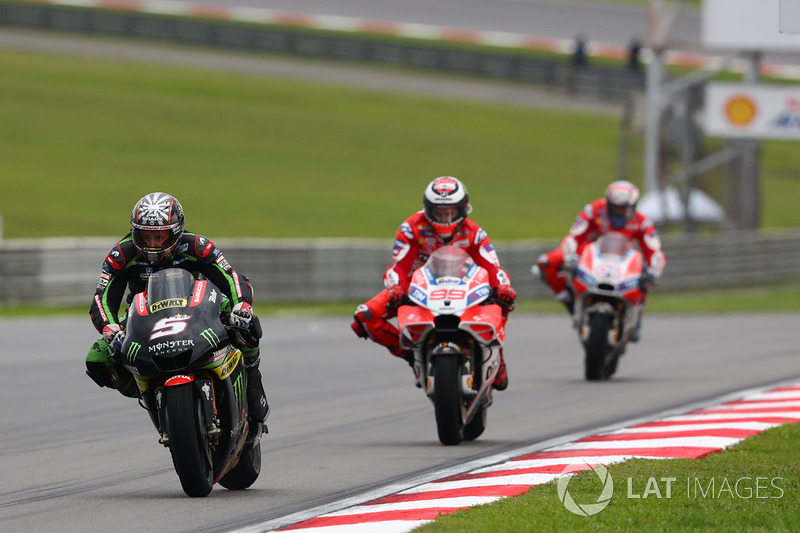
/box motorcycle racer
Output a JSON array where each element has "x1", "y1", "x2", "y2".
[
  {"x1": 85, "y1": 192, "x2": 270, "y2": 425},
  {"x1": 534, "y1": 180, "x2": 666, "y2": 332},
  {"x1": 350, "y1": 176, "x2": 516, "y2": 390}
]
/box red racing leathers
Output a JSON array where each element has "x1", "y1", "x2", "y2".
[
  {"x1": 353, "y1": 211, "x2": 512, "y2": 356},
  {"x1": 537, "y1": 198, "x2": 666, "y2": 297}
]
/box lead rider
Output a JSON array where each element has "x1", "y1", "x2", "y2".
[{"x1": 85, "y1": 192, "x2": 270, "y2": 425}]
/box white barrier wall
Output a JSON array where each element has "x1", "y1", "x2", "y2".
[{"x1": 1, "y1": 233, "x2": 799, "y2": 307}]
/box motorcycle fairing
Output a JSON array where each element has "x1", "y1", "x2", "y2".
[
  {"x1": 122, "y1": 278, "x2": 229, "y2": 377},
  {"x1": 574, "y1": 239, "x2": 645, "y2": 304},
  {"x1": 459, "y1": 304, "x2": 505, "y2": 347},
  {"x1": 164, "y1": 374, "x2": 195, "y2": 386},
  {"x1": 397, "y1": 305, "x2": 436, "y2": 348}
]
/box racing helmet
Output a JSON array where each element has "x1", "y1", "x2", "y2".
[
  {"x1": 604, "y1": 180, "x2": 640, "y2": 229},
  {"x1": 131, "y1": 192, "x2": 185, "y2": 264},
  {"x1": 423, "y1": 176, "x2": 472, "y2": 242}
]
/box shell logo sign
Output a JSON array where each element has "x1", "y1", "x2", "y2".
[
  {"x1": 724, "y1": 95, "x2": 758, "y2": 126},
  {"x1": 704, "y1": 83, "x2": 800, "y2": 140}
]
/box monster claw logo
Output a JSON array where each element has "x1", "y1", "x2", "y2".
[
  {"x1": 200, "y1": 328, "x2": 220, "y2": 348},
  {"x1": 232, "y1": 373, "x2": 244, "y2": 408},
  {"x1": 127, "y1": 341, "x2": 142, "y2": 363}
]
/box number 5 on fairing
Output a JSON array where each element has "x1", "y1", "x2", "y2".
[{"x1": 150, "y1": 316, "x2": 190, "y2": 341}]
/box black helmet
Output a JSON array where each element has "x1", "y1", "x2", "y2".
[{"x1": 131, "y1": 192, "x2": 185, "y2": 264}]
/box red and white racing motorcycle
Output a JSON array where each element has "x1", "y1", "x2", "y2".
[
  {"x1": 396, "y1": 246, "x2": 505, "y2": 445},
  {"x1": 571, "y1": 232, "x2": 646, "y2": 381}
]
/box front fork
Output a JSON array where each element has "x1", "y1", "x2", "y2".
[
  {"x1": 153, "y1": 377, "x2": 221, "y2": 448},
  {"x1": 417, "y1": 336, "x2": 479, "y2": 397}
]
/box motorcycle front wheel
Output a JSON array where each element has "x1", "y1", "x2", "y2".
[
  {"x1": 165, "y1": 384, "x2": 214, "y2": 497},
  {"x1": 584, "y1": 313, "x2": 613, "y2": 381},
  {"x1": 463, "y1": 405, "x2": 486, "y2": 441},
  {"x1": 218, "y1": 428, "x2": 262, "y2": 490},
  {"x1": 433, "y1": 355, "x2": 464, "y2": 445}
]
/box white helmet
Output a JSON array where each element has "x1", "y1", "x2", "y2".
[
  {"x1": 604, "y1": 180, "x2": 640, "y2": 229},
  {"x1": 423, "y1": 176, "x2": 472, "y2": 242}
]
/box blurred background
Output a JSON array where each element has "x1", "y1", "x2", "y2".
[{"x1": 0, "y1": 0, "x2": 798, "y2": 308}]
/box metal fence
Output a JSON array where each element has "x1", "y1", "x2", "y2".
[
  {"x1": 0, "y1": 1, "x2": 644, "y2": 101},
  {"x1": 1, "y1": 232, "x2": 799, "y2": 307}
]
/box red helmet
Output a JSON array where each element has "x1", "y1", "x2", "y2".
[
  {"x1": 604, "y1": 180, "x2": 640, "y2": 229},
  {"x1": 423, "y1": 176, "x2": 471, "y2": 242},
  {"x1": 131, "y1": 192, "x2": 185, "y2": 264}
]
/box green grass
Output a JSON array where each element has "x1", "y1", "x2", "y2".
[
  {"x1": 1, "y1": 47, "x2": 799, "y2": 242},
  {"x1": 0, "y1": 47, "x2": 617, "y2": 241},
  {"x1": 416, "y1": 422, "x2": 800, "y2": 532}
]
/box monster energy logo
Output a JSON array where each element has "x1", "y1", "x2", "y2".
[
  {"x1": 232, "y1": 372, "x2": 244, "y2": 408},
  {"x1": 127, "y1": 342, "x2": 141, "y2": 363},
  {"x1": 200, "y1": 328, "x2": 220, "y2": 348}
]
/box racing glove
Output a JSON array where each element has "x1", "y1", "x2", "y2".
[
  {"x1": 229, "y1": 302, "x2": 253, "y2": 329},
  {"x1": 639, "y1": 268, "x2": 660, "y2": 292},
  {"x1": 102, "y1": 324, "x2": 125, "y2": 355},
  {"x1": 493, "y1": 285, "x2": 516, "y2": 313},
  {"x1": 385, "y1": 284, "x2": 409, "y2": 314},
  {"x1": 563, "y1": 253, "x2": 579, "y2": 274},
  {"x1": 228, "y1": 302, "x2": 262, "y2": 348}
]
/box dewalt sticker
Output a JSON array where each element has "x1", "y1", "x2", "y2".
[{"x1": 149, "y1": 298, "x2": 188, "y2": 313}]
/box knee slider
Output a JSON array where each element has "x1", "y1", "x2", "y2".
[
  {"x1": 536, "y1": 253, "x2": 550, "y2": 269},
  {"x1": 353, "y1": 304, "x2": 373, "y2": 322},
  {"x1": 351, "y1": 304, "x2": 373, "y2": 340}
]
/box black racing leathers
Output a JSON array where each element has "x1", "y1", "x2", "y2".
[{"x1": 90, "y1": 232, "x2": 254, "y2": 334}]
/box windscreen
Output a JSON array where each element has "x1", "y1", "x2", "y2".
[
  {"x1": 596, "y1": 232, "x2": 632, "y2": 256},
  {"x1": 145, "y1": 268, "x2": 194, "y2": 306},
  {"x1": 425, "y1": 245, "x2": 472, "y2": 279}
]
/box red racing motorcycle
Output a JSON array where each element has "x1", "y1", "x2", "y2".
[
  {"x1": 571, "y1": 232, "x2": 647, "y2": 381},
  {"x1": 396, "y1": 246, "x2": 505, "y2": 445}
]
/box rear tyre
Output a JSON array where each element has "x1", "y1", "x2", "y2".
[
  {"x1": 219, "y1": 428, "x2": 262, "y2": 490},
  {"x1": 584, "y1": 314, "x2": 613, "y2": 381},
  {"x1": 165, "y1": 385, "x2": 214, "y2": 497},
  {"x1": 433, "y1": 355, "x2": 464, "y2": 445},
  {"x1": 463, "y1": 405, "x2": 486, "y2": 441}
]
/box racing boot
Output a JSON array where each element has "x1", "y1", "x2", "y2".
[
  {"x1": 555, "y1": 288, "x2": 574, "y2": 316},
  {"x1": 244, "y1": 352, "x2": 270, "y2": 424},
  {"x1": 389, "y1": 346, "x2": 419, "y2": 387},
  {"x1": 493, "y1": 350, "x2": 509, "y2": 391},
  {"x1": 85, "y1": 339, "x2": 139, "y2": 398}
]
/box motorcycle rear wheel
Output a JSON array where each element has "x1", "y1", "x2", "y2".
[
  {"x1": 165, "y1": 385, "x2": 214, "y2": 497},
  {"x1": 584, "y1": 313, "x2": 613, "y2": 381},
  {"x1": 433, "y1": 355, "x2": 464, "y2": 445}
]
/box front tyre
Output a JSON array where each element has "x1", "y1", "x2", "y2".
[
  {"x1": 463, "y1": 405, "x2": 486, "y2": 441},
  {"x1": 433, "y1": 355, "x2": 464, "y2": 445},
  {"x1": 584, "y1": 313, "x2": 613, "y2": 381},
  {"x1": 165, "y1": 385, "x2": 214, "y2": 497},
  {"x1": 219, "y1": 427, "x2": 262, "y2": 490}
]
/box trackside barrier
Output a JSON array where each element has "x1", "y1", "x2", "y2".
[
  {"x1": 0, "y1": 232, "x2": 798, "y2": 306},
  {"x1": 0, "y1": 0, "x2": 644, "y2": 101}
]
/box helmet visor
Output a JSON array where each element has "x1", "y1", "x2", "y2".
[
  {"x1": 132, "y1": 227, "x2": 180, "y2": 257},
  {"x1": 430, "y1": 206, "x2": 459, "y2": 224},
  {"x1": 608, "y1": 203, "x2": 634, "y2": 228}
]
